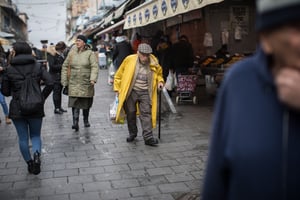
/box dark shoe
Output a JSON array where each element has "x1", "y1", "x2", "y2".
[
  {"x1": 32, "y1": 151, "x2": 41, "y2": 175},
  {"x1": 27, "y1": 160, "x2": 34, "y2": 174},
  {"x1": 126, "y1": 135, "x2": 136, "y2": 142},
  {"x1": 145, "y1": 138, "x2": 159, "y2": 146},
  {"x1": 72, "y1": 123, "x2": 79, "y2": 131},
  {"x1": 54, "y1": 108, "x2": 63, "y2": 114},
  {"x1": 59, "y1": 108, "x2": 67, "y2": 112},
  {"x1": 84, "y1": 120, "x2": 90, "y2": 127}
]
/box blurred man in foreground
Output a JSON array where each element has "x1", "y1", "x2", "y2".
[{"x1": 202, "y1": 1, "x2": 300, "y2": 199}]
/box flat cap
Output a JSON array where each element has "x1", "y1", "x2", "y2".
[{"x1": 138, "y1": 43, "x2": 152, "y2": 54}]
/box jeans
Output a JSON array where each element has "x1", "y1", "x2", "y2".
[
  {"x1": 0, "y1": 90, "x2": 9, "y2": 116},
  {"x1": 13, "y1": 118, "x2": 43, "y2": 162}
]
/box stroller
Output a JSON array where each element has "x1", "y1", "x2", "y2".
[{"x1": 175, "y1": 74, "x2": 198, "y2": 104}]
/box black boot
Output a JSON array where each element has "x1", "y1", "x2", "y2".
[
  {"x1": 72, "y1": 108, "x2": 80, "y2": 131},
  {"x1": 83, "y1": 109, "x2": 90, "y2": 127},
  {"x1": 27, "y1": 160, "x2": 34, "y2": 174},
  {"x1": 32, "y1": 151, "x2": 41, "y2": 175}
]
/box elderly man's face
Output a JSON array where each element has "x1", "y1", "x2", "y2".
[
  {"x1": 138, "y1": 52, "x2": 150, "y2": 65},
  {"x1": 261, "y1": 23, "x2": 300, "y2": 69}
]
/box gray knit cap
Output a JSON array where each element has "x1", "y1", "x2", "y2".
[{"x1": 256, "y1": 0, "x2": 300, "y2": 31}]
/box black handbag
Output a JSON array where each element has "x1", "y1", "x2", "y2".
[{"x1": 62, "y1": 86, "x2": 68, "y2": 95}]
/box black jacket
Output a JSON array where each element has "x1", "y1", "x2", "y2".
[
  {"x1": 170, "y1": 40, "x2": 194, "y2": 74},
  {"x1": 112, "y1": 41, "x2": 132, "y2": 70},
  {"x1": 49, "y1": 53, "x2": 65, "y2": 83},
  {"x1": 1, "y1": 54, "x2": 53, "y2": 119}
]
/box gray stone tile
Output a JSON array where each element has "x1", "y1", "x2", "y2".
[
  {"x1": 103, "y1": 164, "x2": 130, "y2": 172},
  {"x1": 120, "y1": 170, "x2": 148, "y2": 179},
  {"x1": 165, "y1": 172, "x2": 195, "y2": 183},
  {"x1": 128, "y1": 161, "x2": 155, "y2": 170},
  {"x1": 79, "y1": 166, "x2": 105, "y2": 175},
  {"x1": 68, "y1": 174, "x2": 94, "y2": 184},
  {"x1": 152, "y1": 160, "x2": 180, "y2": 168},
  {"x1": 83, "y1": 181, "x2": 112, "y2": 192},
  {"x1": 66, "y1": 161, "x2": 90, "y2": 169},
  {"x1": 95, "y1": 172, "x2": 122, "y2": 181},
  {"x1": 55, "y1": 183, "x2": 83, "y2": 194},
  {"x1": 147, "y1": 167, "x2": 174, "y2": 176},
  {"x1": 129, "y1": 185, "x2": 161, "y2": 197},
  {"x1": 111, "y1": 179, "x2": 140, "y2": 189},
  {"x1": 54, "y1": 169, "x2": 79, "y2": 177},
  {"x1": 138, "y1": 175, "x2": 169, "y2": 186},
  {"x1": 70, "y1": 192, "x2": 100, "y2": 200},
  {"x1": 100, "y1": 189, "x2": 131, "y2": 200},
  {"x1": 158, "y1": 183, "x2": 190, "y2": 193},
  {"x1": 39, "y1": 194, "x2": 69, "y2": 200}
]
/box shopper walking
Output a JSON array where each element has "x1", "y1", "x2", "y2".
[
  {"x1": 1, "y1": 41, "x2": 53, "y2": 175},
  {"x1": 202, "y1": 1, "x2": 300, "y2": 199},
  {"x1": 61, "y1": 35, "x2": 99, "y2": 131},
  {"x1": 0, "y1": 43, "x2": 11, "y2": 124},
  {"x1": 112, "y1": 35, "x2": 132, "y2": 70},
  {"x1": 49, "y1": 41, "x2": 67, "y2": 114},
  {"x1": 114, "y1": 43, "x2": 164, "y2": 146}
]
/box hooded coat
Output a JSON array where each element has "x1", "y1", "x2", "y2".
[
  {"x1": 61, "y1": 46, "x2": 99, "y2": 97},
  {"x1": 202, "y1": 48, "x2": 300, "y2": 200},
  {"x1": 113, "y1": 54, "x2": 164, "y2": 128}
]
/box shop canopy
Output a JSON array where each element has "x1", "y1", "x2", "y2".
[
  {"x1": 96, "y1": 19, "x2": 125, "y2": 36},
  {"x1": 124, "y1": 0, "x2": 224, "y2": 29}
]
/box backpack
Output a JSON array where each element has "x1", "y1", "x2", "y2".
[{"x1": 14, "y1": 65, "x2": 44, "y2": 115}]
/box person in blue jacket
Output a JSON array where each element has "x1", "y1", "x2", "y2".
[{"x1": 202, "y1": 1, "x2": 300, "y2": 199}]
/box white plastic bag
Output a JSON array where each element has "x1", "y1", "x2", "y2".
[
  {"x1": 109, "y1": 95, "x2": 118, "y2": 120},
  {"x1": 165, "y1": 70, "x2": 175, "y2": 91}
]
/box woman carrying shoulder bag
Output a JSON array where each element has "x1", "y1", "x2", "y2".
[
  {"x1": 61, "y1": 35, "x2": 99, "y2": 131},
  {"x1": 1, "y1": 41, "x2": 53, "y2": 175}
]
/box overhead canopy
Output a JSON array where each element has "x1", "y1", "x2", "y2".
[
  {"x1": 124, "y1": 0, "x2": 224, "y2": 29},
  {"x1": 96, "y1": 19, "x2": 125, "y2": 36},
  {"x1": 102, "y1": 0, "x2": 131, "y2": 26},
  {"x1": 0, "y1": 31, "x2": 14, "y2": 38}
]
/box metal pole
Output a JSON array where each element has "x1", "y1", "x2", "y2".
[{"x1": 158, "y1": 89, "x2": 162, "y2": 139}]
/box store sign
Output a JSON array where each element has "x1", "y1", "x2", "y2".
[{"x1": 124, "y1": 0, "x2": 224, "y2": 29}]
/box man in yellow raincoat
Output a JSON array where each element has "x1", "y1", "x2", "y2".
[{"x1": 114, "y1": 43, "x2": 164, "y2": 146}]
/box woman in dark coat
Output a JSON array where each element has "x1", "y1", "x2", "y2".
[
  {"x1": 49, "y1": 41, "x2": 67, "y2": 114},
  {"x1": 1, "y1": 42, "x2": 53, "y2": 175}
]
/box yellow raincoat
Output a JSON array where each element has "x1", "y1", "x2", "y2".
[{"x1": 113, "y1": 54, "x2": 164, "y2": 128}]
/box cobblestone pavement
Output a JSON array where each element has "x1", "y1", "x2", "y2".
[{"x1": 0, "y1": 69, "x2": 213, "y2": 200}]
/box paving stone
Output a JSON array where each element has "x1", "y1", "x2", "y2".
[
  {"x1": 66, "y1": 161, "x2": 90, "y2": 169},
  {"x1": 138, "y1": 175, "x2": 169, "y2": 186},
  {"x1": 25, "y1": 187, "x2": 56, "y2": 197},
  {"x1": 129, "y1": 185, "x2": 161, "y2": 197},
  {"x1": 39, "y1": 194, "x2": 69, "y2": 200},
  {"x1": 89, "y1": 159, "x2": 114, "y2": 167},
  {"x1": 113, "y1": 156, "x2": 138, "y2": 165},
  {"x1": 129, "y1": 161, "x2": 155, "y2": 170},
  {"x1": 152, "y1": 160, "x2": 180, "y2": 168},
  {"x1": 0, "y1": 167, "x2": 17, "y2": 175},
  {"x1": 171, "y1": 164, "x2": 200, "y2": 173},
  {"x1": 158, "y1": 183, "x2": 190, "y2": 193},
  {"x1": 95, "y1": 172, "x2": 122, "y2": 181},
  {"x1": 103, "y1": 164, "x2": 130, "y2": 172},
  {"x1": 120, "y1": 170, "x2": 148, "y2": 179},
  {"x1": 13, "y1": 180, "x2": 41, "y2": 190},
  {"x1": 100, "y1": 188, "x2": 131, "y2": 200},
  {"x1": 54, "y1": 169, "x2": 79, "y2": 177},
  {"x1": 83, "y1": 181, "x2": 112, "y2": 192},
  {"x1": 111, "y1": 179, "x2": 140, "y2": 189},
  {"x1": 165, "y1": 172, "x2": 195, "y2": 183},
  {"x1": 70, "y1": 192, "x2": 100, "y2": 200},
  {"x1": 0, "y1": 182, "x2": 13, "y2": 190},
  {"x1": 147, "y1": 167, "x2": 174, "y2": 176},
  {"x1": 149, "y1": 194, "x2": 175, "y2": 200},
  {"x1": 68, "y1": 174, "x2": 94, "y2": 184},
  {"x1": 55, "y1": 183, "x2": 83, "y2": 194},
  {"x1": 79, "y1": 166, "x2": 105, "y2": 175}
]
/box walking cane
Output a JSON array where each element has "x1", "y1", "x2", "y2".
[{"x1": 158, "y1": 89, "x2": 162, "y2": 139}]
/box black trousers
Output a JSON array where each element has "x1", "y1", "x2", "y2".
[{"x1": 52, "y1": 82, "x2": 63, "y2": 109}]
